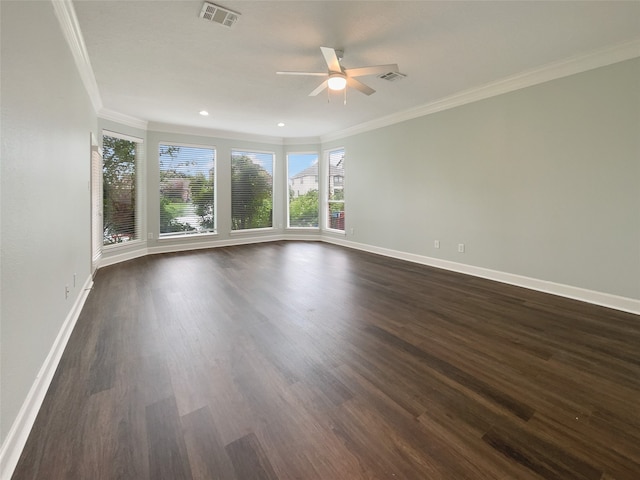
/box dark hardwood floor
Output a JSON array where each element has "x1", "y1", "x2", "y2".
[{"x1": 12, "y1": 241, "x2": 640, "y2": 479}]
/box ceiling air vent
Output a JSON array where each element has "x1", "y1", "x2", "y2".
[
  {"x1": 199, "y1": 2, "x2": 240, "y2": 28},
  {"x1": 379, "y1": 71, "x2": 407, "y2": 82}
]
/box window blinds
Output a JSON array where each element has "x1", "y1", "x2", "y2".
[
  {"x1": 159, "y1": 143, "x2": 216, "y2": 236},
  {"x1": 231, "y1": 150, "x2": 274, "y2": 230}
]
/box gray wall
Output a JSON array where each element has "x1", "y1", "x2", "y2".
[
  {"x1": 342, "y1": 58, "x2": 640, "y2": 299},
  {"x1": 0, "y1": 1, "x2": 97, "y2": 442}
]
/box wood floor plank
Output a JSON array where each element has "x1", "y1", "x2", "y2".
[
  {"x1": 10, "y1": 366, "x2": 88, "y2": 479},
  {"x1": 482, "y1": 422, "x2": 603, "y2": 480},
  {"x1": 181, "y1": 406, "x2": 238, "y2": 480},
  {"x1": 526, "y1": 411, "x2": 640, "y2": 480},
  {"x1": 225, "y1": 432, "x2": 280, "y2": 480},
  {"x1": 11, "y1": 241, "x2": 640, "y2": 480},
  {"x1": 145, "y1": 396, "x2": 193, "y2": 480},
  {"x1": 364, "y1": 323, "x2": 537, "y2": 420}
]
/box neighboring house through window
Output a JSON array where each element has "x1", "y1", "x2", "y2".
[
  {"x1": 327, "y1": 148, "x2": 345, "y2": 231},
  {"x1": 287, "y1": 153, "x2": 319, "y2": 228}
]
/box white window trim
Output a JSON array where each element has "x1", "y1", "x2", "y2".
[
  {"x1": 157, "y1": 231, "x2": 219, "y2": 241},
  {"x1": 101, "y1": 130, "x2": 145, "y2": 249},
  {"x1": 229, "y1": 226, "x2": 277, "y2": 235},
  {"x1": 286, "y1": 151, "x2": 320, "y2": 230},
  {"x1": 103, "y1": 129, "x2": 144, "y2": 144},
  {"x1": 324, "y1": 147, "x2": 346, "y2": 234},
  {"x1": 90, "y1": 132, "x2": 102, "y2": 275},
  {"x1": 158, "y1": 140, "x2": 217, "y2": 238},
  {"x1": 230, "y1": 148, "x2": 277, "y2": 232}
]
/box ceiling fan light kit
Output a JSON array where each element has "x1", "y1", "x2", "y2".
[
  {"x1": 277, "y1": 46, "x2": 401, "y2": 99},
  {"x1": 327, "y1": 73, "x2": 347, "y2": 91}
]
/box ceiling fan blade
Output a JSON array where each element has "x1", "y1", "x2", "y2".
[
  {"x1": 276, "y1": 71, "x2": 327, "y2": 76},
  {"x1": 320, "y1": 46, "x2": 341, "y2": 73},
  {"x1": 344, "y1": 64, "x2": 399, "y2": 77},
  {"x1": 309, "y1": 80, "x2": 328, "y2": 96},
  {"x1": 347, "y1": 77, "x2": 375, "y2": 96}
]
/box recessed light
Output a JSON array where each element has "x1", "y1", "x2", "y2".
[
  {"x1": 199, "y1": 110, "x2": 209, "y2": 116},
  {"x1": 277, "y1": 122, "x2": 285, "y2": 127}
]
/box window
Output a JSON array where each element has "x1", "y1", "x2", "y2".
[
  {"x1": 287, "y1": 153, "x2": 319, "y2": 228},
  {"x1": 159, "y1": 143, "x2": 216, "y2": 236},
  {"x1": 231, "y1": 150, "x2": 274, "y2": 230},
  {"x1": 102, "y1": 132, "x2": 143, "y2": 245},
  {"x1": 327, "y1": 148, "x2": 345, "y2": 231},
  {"x1": 91, "y1": 138, "x2": 102, "y2": 273}
]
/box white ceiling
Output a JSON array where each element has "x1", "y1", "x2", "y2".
[{"x1": 73, "y1": 1, "x2": 640, "y2": 140}]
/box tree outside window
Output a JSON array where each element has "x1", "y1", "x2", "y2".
[
  {"x1": 231, "y1": 151, "x2": 274, "y2": 230},
  {"x1": 288, "y1": 153, "x2": 319, "y2": 228},
  {"x1": 159, "y1": 144, "x2": 216, "y2": 236},
  {"x1": 103, "y1": 134, "x2": 139, "y2": 245}
]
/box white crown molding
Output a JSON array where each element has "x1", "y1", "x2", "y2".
[
  {"x1": 99, "y1": 108, "x2": 148, "y2": 131},
  {"x1": 106, "y1": 118, "x2": 321, "y2": 147},
  {"x1": 51, "y1": 0, "x2": 102, "y2": 113},
  {"x1": 147, "y1": 122, "x2": 287, "y2": 146},
  {"x1": 321, "y1": 38, "x2": 640, "y2": 143},
  {"x1": 283, "y1": 137, "x2": 321, "y2": 146},
  {"x1": 0, "y1": 275, "x2": 93, "y2": 480}
]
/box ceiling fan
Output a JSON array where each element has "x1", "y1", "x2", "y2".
[{"x1": 277, "y1": 47, "x2": 399, "y2": 97}]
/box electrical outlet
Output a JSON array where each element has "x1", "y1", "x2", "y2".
[
  {"x1": 458, "y1": 243, "x2": 465, "y2": 253},
  {"x1": 65, "y1": 285, "x2": 70, "y2": 299},
  {"x1": 73, "y1": 273, "x2": 77, "y2": 287},
  {"x1": 434, "y1": 240, "x2": 440, "y2": 249},
  {"x1": 350, "y1": 227, "x2": 354, "y2": 235},
  {"x1": 148, "y1": 232, "x2": 153, "y2": 240}
]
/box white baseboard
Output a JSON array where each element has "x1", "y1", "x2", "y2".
[
  {"x1": 0, "y1": 275, "x2": 94, "y2": 480},
  {"x1": 324, "y1": 237, "x2": 640, "y2": 316},
  {"x1": 99, "y1": 245, "x2": 149, "y2": 268},
  {"x1": 101, "y1": 234, "x2": 639, "y2": 315},
  {"x1": 101, "y1": 232, "x2": 322, "y2": 262},
  {"x1": 148, "y1": 233, "x2": 287, "y2": 256}
]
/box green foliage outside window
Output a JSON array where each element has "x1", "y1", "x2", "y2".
[
  {"x1": 231, "y1": 155, "x2": 273, "y2": 230},
  {"x1": 289, "y1": 189, "x2": 319, "y2": 227},
  {"x1": 103, "y1": 135, "x2": 137, "y2": 244},
  {"x1": 159, "y1": 145, "x2": 215, "y2": 234}
]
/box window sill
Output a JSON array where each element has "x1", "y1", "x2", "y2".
[
  {"x1": 103, "y1": 239, "x2": 145, "y2": 250},
  {"x1": 157, "y1": 232, "x2": 218, "y2": 242},
  {"x1": 229, "y1": 227, "x2": 277, "y2": 236}
]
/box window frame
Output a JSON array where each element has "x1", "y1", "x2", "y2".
[
  {"x1": 230, "y1": 148, "x2": 276, "y2": 233},
  {"x1": 324, "y1": 147, "x2": 346, "y2": 233},
  {"x1": 158, "y1": 141, "x2": 217, "y2": 239},
  {"x1": 101, "y1": 129, "x2": 145, "y2": 249},
  {"x1": 90, "y1": 133, "x2": 102, "y2": 274},
  {"x1": 286, "y1": 151, "x2": 320, "y2": 230}
]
